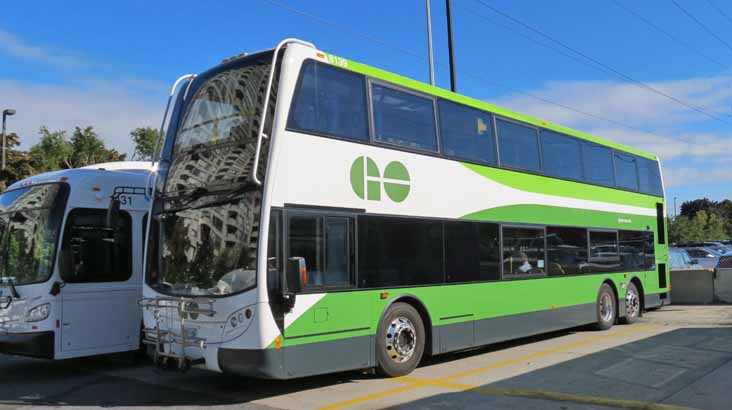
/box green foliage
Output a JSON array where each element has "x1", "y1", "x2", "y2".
[
  {"x1": 29, "y1": 127, "x2": 74, "y2": 172},
  {"x1": 69, "y1": 126, "x2": 125, "y2": 167},
  {"x1": 0, "y1": 132, "x2": 35, "y2": 189},
  {"x1": 130, "y1": 127, "x2": 158, "y2": 161},
  {"x1": 669, "y1": 209, "x2": 732, "y2": 244}
]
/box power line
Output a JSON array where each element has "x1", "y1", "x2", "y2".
[
  {"x1": 611, "y1": 0, "x2": 727, "y2": 69},
  {"x1": 261, "y1": 0, "x2": 680, "y2": 145},
  {"x1": 671, "y1": 0, "x2": 732, "y2": 54},
  {"x1": 472, "y1": 0, "x2": 732, "y2": 125},
  {"x1": 704, "y1": 0, "x2": 732, "y2": 27}
]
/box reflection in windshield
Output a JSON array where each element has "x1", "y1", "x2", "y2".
[
  {"x1": 0, "y1": 184, "x2": 67, "y2": 286},
  {"x1": 158, "y1": 191, "x2": 260, "y2": 295},
  {"x1": 151, "y1": 52, "x2": 276, "y2": 297}
]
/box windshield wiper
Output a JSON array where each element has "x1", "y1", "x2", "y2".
[
  {"x1": 165, "y1": 183, "x2": 257, "y2": 212},
  {"x1": 0, "y1": 278, "x2": 20, "y2": 299}
]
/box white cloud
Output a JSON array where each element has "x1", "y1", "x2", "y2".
[
  {"x1": 0, "y1": 29, "x2": 89, "y2": 69},
  {"x1": 0, "y1": 79, "x2": 164, "y2": 156}
]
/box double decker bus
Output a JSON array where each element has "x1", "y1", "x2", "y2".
[
  {"x1": 0, "y1": 162, "x2": 152, "y2": 359},
  {"x1": 142, "y1": 39, "x2": 668, "y2": 379}
]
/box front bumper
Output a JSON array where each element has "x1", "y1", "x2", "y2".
[{"x1": 0, "y1": 331, "x2": 54, "y2": 359}]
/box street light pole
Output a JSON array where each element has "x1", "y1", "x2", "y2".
[
  {"x1": 2, "y1": 109, "x2": 16, "y2": 171},
  {"x1": 674, "y1": 196, "x2": 678, "y2": 219},
  {"x1": 426, "y1": 0, "x2": 435, "y2": 86},
  {"x1": 445, "y1": 0, "x2": 457, "y2": 92}
]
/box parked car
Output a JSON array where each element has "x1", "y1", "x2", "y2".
[
  {"x1": 682, "y1": 247, "x2": 730, "y2": 269},
  {"x1": 678, "y1": 242, "x2": 732, "y2": 254},
  {"x1": 669, "y1": 247, "x2": 703, "y2": 270}
]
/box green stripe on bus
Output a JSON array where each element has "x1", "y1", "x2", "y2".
[{"x1": 461, "y1": 162, "x2": 661, "y2": 208}]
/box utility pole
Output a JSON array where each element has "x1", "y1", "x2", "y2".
[
  {"x1": 674, "y1": 196, "x2": 678, "y2": 219},
  {"x1": 445, "y1": 0, "x2": 457, "y2": 92},
  {"x1": 426, "y1": 0, "x2": 435, "y2": 86},
  {"x1": 2, "y1": 109, "x2": 16, "y2": 171}
]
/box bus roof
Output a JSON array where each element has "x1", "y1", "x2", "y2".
[
  {"x1": 6, "y1": 161, "x2": 155, "y2": 192},
  {"x1": 319, "y1": 51, "x2": 657, "y2": 161}
]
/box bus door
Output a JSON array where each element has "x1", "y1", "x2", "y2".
[
  {"x1": 281, "y1": 210, "x2": 372, "y2": 377},
  {"x1": 57, "y1": 208, "x2": 142, "y2": 357}
]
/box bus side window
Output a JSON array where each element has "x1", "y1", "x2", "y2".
[
  {"x1": 287, "y1": 213, "x2": 353, "y2": 289},
  {"x1": 60, "y1": 208, "x2": 132, "y2": 283}
]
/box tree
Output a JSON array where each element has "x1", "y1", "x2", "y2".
[
  {"x1": 0, "y1": 132, "x2": 35, "y2": 189},
  {"x1": 69, "y1": 126, "x2": 125, "y2": 167},
  {"x1": 130, "y1": 127, "x2": 158, "y2": 161},
  {"x1": 29, "y1": 127, "x2": 73, "y2": 172}
]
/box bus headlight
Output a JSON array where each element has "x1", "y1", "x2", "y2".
[
  {"x1": 223, "y1": 305, "x2": 255, "y2": 337},
  {"x1": 26, "y1": 303, "x2": 50, "y2": 322}
]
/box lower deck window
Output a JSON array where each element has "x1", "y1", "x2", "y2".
[
  {"x1": 358, "y1": 216, "x2": 443, "y2": 287},
  {"x1": 445, "y1": 221, "x2": 500, "y2": 283},
  {"x1": 502, "y1": 226, "x2": 545, "y2": 276},
  {"x1": 288, "y1": 213, "x2": 353, "y2": 288},
  {"x1": 589, "y1": 230, "x2": 620, "y2": 273}
]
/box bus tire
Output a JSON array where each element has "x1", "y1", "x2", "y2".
[
  {"x1": 376, "y1": 302, "x2": 425, "y2": 377},
  {"x1": 621, "y1": 282, "x2": 640, "y2": 325},
  {"x1": 595, "y1": 283, "x2": 616, "y2": 331}
]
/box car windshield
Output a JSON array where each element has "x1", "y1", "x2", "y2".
[
  {"x1": 0, "y1": 184, "x2": 67, "y2": 286},
  {"x1": 148, "y1": 51, "x2": 275, "y2": 297}
]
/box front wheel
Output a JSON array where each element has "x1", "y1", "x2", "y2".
[
  {"x1": 376, "y1": 302, "x2": 425, "y2": 377},
  {"x1": 595, "y1": 283, "x2": 617, "y2": 331},
  {"x1": 621, "y1": 282, "x2": 641, "y2": 324}
]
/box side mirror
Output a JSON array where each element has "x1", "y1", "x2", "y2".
[
  {"x1": 285, "y1": 257, "x2": 307, "y2": 294},
  {"x1": 106, "y1": 197, "x2": 121, "y2": 229},
  {"x1": 281, "y1": 257, "x2": 306, "y2": 310},
  {"x1": 49, "y1": 281, "x2": 65, "y2": 296}
]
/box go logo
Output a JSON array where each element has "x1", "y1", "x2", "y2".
[{"x1": 350, "y1": 156, "x2": 410, "y2": 202}]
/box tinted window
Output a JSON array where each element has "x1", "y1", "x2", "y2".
[
  {"x1": 496, "y1": 119, "x2": 541, "y2": 172},
  {"x1": 266, "y1": 209, "x2": 281, "y2": 293},
  {"x1": 643, "y1": 231, "x2": 655, "y2": 271},
  {"x1": 638, "y1": 158, "x2": 663, "y2": 196},
  {"x1": 614, "y1": 152, "x2": 639, "y2": 191},
  {"x1": 358, "y1": 216, "x2": 443, "y2": 287},
  {"x1": 438, "y1": 100, "x2": 496, "y2": 165},
  {"x1": 588, "y1": 230, "x2": 620, "y2": 273},
  {"x1": 542, "y1": 131, "x2": 583, "y2": 180},
  {"x1": 445, "y1": 221, "x2": 500, "y2": 283},
  {"x1": 546, "y1": 227, "x2": 588, "y2": 276},
  {"x1": 502, "y1": 226, "x2": 545, "y2": 276},
  {"x1": 59, "y1": 209, "x2": 132, "y2": 283},
  {"x1": 372, "y1": 84, "x2": 437, "y2": 151},
  {"x1": 288, "y1": 61, "x2": 369, "y2": 141},
  {"x1": 288, "y1": 214, "x2": 352, "y2": 288},
  {"x1": 619, "y1": 230, "x2": 646, "y2": 271},
  {"x1": 583, "y1": 144, "x2": 614, "y2": 186}
]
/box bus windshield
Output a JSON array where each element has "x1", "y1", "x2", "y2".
[
  {"x1": 0, "y1": 183, "x2": 68, "y2": 286},
  {"x1": 150, "y1": 51, "x2": 275, "y2": 297}
]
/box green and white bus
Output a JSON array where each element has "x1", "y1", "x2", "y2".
[{"x1": 142, "y1": 38, "x2": 668, "y2": 379}]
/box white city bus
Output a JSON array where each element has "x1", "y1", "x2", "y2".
[{"x1": 0, "y1": 162, "x2": 152, "y2": 359}]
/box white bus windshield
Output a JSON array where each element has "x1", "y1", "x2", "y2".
[
  {"x1": 149, "y1": 51, "x2": 275, "y2": 297},
  {"x1": 0, "y1": 184, "x2": 68, "y2": 286}
]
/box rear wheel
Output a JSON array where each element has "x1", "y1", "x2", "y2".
[
  {"x1": 595, "y1": 283, "x2": 616, "y2": 331},
  {"x1": 622, "y1": 282, "x2": 641, "y2": 324},
  {"x1": 376, "y1": 302, "x2": 425, "y2": 377}
]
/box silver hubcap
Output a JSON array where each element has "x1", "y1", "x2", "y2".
[
  {"x1": 600, "y1": 293, "x2": 614, "y2": 322},
  {"x1": 385, "y1": 317, "x2": 417, "y2": 363},
  {"x1": 626, "y1": 288, "x2": 640, "y2": 318}
]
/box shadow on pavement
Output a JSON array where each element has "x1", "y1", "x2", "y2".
[{"x1": 386, "y1": 327, "x2": 732, "y2": 410}]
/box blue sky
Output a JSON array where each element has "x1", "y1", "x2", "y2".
[{"x1": 1, "y1": 0, "x2": 732, "y2": 211}]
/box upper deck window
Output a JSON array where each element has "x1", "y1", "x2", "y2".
[
  {"x1": 542, "y1": 130, "x2": 583, "y2": 181},
  {"x1": 288, "y1": 61, "x2": 369, "y2": 142},
  {"x1": 496, "y1": 119, "x2": 541, "y2": 172},
  {"x1": 371, "y1": 84, "x2": 438, "y2": 152},
  {"x1": 438, "y1": 100, "x2": 497, "y2": 165},
  {"x1": 582, "y1": 144, "x2": 615, "y2": 187},
  {"x1": 614, "y1": 152, "x2": 639, "y2": 191},
  {"x1": 637, "y1": 158, "x2": 663, "y2": 197}
]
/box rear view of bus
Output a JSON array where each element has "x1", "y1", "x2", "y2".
[
  {"x1": 143, "y1": 39, "x2": 668, "y2": 379},
  {"x1": 0, "y1": 162, "x2": 152, "y2": 359}
]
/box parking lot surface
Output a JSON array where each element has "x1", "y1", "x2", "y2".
[{"x1": 1, "y1": 305, "x2": 731, "y2": 410}]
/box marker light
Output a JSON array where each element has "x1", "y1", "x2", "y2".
[{"x1": 26, "y1": 303, "x2": 50, "y2": 323}]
